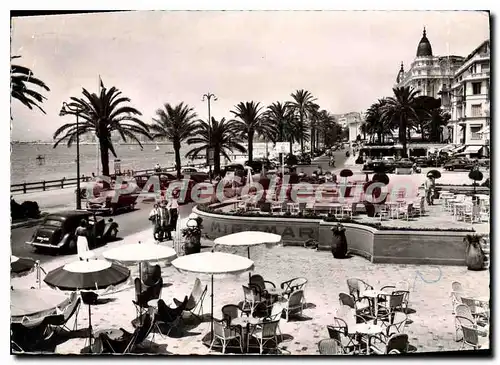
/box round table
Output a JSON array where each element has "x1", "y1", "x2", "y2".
[
  {"x1": 231, "y1": 317, "x2": 261, "y2": 353},
  {"x1": 350, "y1": 323, "x2": 384, "y2": 355},
  {"x1": 267, "y1": 288, "x2": 286, "y2": 303}
]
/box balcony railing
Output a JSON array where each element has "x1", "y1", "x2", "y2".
[{"x1": 464, "y1": 71, "x2": 490, "y2": 81}]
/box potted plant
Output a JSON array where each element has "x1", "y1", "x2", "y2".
[
  {"x1": 182, "y1": 217, "x2": 203, "y2": 255},
  {"x1": 331, "y1": 223, "x2": 348, "y2": 259},
  {"x1": 464, "y1": 234, "x2": 485, "y2": 270}
]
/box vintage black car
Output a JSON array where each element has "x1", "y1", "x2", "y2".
[
  {"x1": 362, "y1": 160, "x2": 395, "y2": 173},
  {"x1": 443, "y1": 158, "x2": 474, "y2": 171},
  {"x1": 26, "y1": 210, "x2": 118, "y2": 253}
]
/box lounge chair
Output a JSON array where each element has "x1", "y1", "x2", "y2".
[
  {"x1": 47, "y1": 292, "x2": 81, "y2": 332},
  {"x1": 173, "y1": 278, "x2": 207, "y2": 321},
  {"x1": 155, "y1": 296, "x2": 188, "y2": 336},
  {"x1": 132, "y1": 277, "x2": 163, "y2": 320},
  {"x1": 97, "y1": 308, "x2": 155, "y2": 353},
  {"x1": 318, "y1": 338, "x2": 341, "y2": 355}
]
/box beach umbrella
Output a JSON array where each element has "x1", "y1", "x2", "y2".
[
  {"x1": 11, "y1": 256, "x2": 36, "y2": 277},
  {"x1": 427, "y1": 170, "x2": 441, "y2": 179},
  {"x1": 468, "y1": 170, "x2": 484, "y2": 194},
  {"x1": 102, "y1": 241, "x2": 177, "y2": 280},
  {"x1": 372, "y1": 173, "x2": 390, "y2": 185},
  {"x1": 214, "y1": 231, "x2": 281, "y2": 281},
  {"x1": 172, "y1": 252, "x2": 254, "y2": 343},
  {"x1": 44, "y1": 259, "x2": 130, "y2": 352},
  {"x1": 11, "y1": 288, "x2": 71, "y2": 325}
]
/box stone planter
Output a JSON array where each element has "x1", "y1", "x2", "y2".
[
  {"x1": 464, "y1": 234, "x2": 485, "y2": 271},
  {"x1": 184, "y1": 235, "x2": 201, "y2": 255},
  {"x1": 331, "y1": 224, "x2": 348, "y2": 259}
]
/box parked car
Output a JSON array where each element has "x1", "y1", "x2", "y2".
[
  {"x1": 26, "y1": 210, "x2": 118, "y2": 253},
  {"x1": 244, "y1": 159, "x2": 276, "y2": 174},
  {"x1": 443, "y1": 158, "x2": 474, "y2": 171},
  {"x1": 86, "y1": 189, "x2": 139, "y2": 215},
  {"x1": 133, "y1": 173, "x2": 176, "y2": 192},
  {"x1": 181, "y1": 168, "x2": 209, "y2": 183},
  {"x1": 362, "y1": 160, "x2": 395, "y2": 173}
]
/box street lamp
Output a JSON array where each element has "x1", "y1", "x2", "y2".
[
  {"x1": 202, "y1": 92, "x2": 217, "y2": 182},
  {"x1": 60, "y1": 102, "x2": 83, "y2": 210}
]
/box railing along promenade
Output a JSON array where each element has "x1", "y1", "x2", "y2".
[{"x1": 11, "y1": 163, "x2": 207, "y2": 194}]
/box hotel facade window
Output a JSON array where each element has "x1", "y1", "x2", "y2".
[
  {"x1": 472, "y1": 82, "x2": 482, "y2": 95},
  {"x1": 470, "y1": 126, "x2": 482, "y2": 140},
  {"x1": 471, "y1": 104, "x2": 482, "y2": 117}
]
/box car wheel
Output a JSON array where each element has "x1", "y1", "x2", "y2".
[
  {"x1": 450, "y1": 167, "x2": 454, "y2": 171},
  {"x1": 110, "y1": 227, "x2": 118, "y2": 239},
  {"x1": 68, "y1": 238, "x2": 77, "y2": 253},
  {"x1": 110, "y1": 206, "x2": 117, "y2": 215}
]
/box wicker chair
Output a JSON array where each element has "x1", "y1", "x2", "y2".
[
  {"x1": 461, "y1": 297, "x2": 488, "y2": 323},
  {"x1": 318, "y1": 338, "x2": 341, "y2": 355},
  {"x1": 248, "y1": 320, "x2": 280, "y2": 354},
  {"x1": 379, "y1": 312, "x2": 408, "y2": 339},
  {"x1": 327, "y1": 320, "x2": 358, "y2": 354},
  {"x1": 451, "y1": 281, "x2": 464, "y2": 313},
  {"x1": 242, "y1": 285, "x2": 265, "y2": 316},
  {"x1": 250, "y1": 274, "x2": 276, "y2": 303},
  {"x1": 282, "y1": 290, "x2": 304, "y2": 321},
  {"x1": 370, "y1": 333, "x2": 411, "y2": 354},
  {"x1": 280, "y1": 277, "x2": 308, "y2": 300},
  {"x1": 221, "y1": 304, "x2": 250, "y2": 326},
  {"x1": 339, "y1": 292, "x2": 370, "y2": 317},
  {"x1": 376, "y1": 290, "x2": 406, "y2": 318},
  {"x1": 210, "y1": 318, "x2": 244, "y2": 354},
  {"x1": 455, "y1": 316, "x2": 489, "y2": 350},
  {"x1": 346, "y1": 278, "x2": 372, "y2": 313}
]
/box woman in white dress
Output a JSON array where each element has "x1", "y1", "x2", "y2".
[{"x1": 75, "y1": 219, "x2": 95, "y2": 260}]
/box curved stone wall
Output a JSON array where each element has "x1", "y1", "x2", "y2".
[{"x1": 194, "y1": 205, "x2": 470, "y2": 266}]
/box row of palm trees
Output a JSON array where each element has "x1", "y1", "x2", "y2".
[
  {"x1": 10, "y1": 57, "x2": 342, "y2": 177},
  {"x1": 49, "y1": 82, "x2": 342, "y2": 178},
  {"x1": 361, "y1": 86, "x2": 451, "y2": 156}
]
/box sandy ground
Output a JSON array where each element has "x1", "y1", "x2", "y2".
[{"x1": 12, "y1": 237, "x2": 490, "y2": 355}]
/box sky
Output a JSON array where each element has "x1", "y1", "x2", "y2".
[{"x1": 10, "y1": 10, "x2": 490, "y2": 141}]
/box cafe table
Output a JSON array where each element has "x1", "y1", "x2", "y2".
[
  {"x1": 231, "y1": 316, "x2": 261, "y2": 353},
  {"x1": 348, "y1": 323, "x2": 384, "y2": 355}
]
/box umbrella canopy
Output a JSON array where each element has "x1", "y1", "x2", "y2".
[
  {"x1": 339, "y1": 169, "x2": 353, "y2": 178},
  {"x1": 214, "y1": 231, "x2": 282, "y2": 249},
  {"x1": 372, "y1": 173, "x2": 390, "y2": 185},
  {"x1": 11, "y1": 288, "x2": 70, "y2": 321},
  {"x1": 11, "y1": 255, "x2": 36, "y2": 276},
  {"x1": 102, "y1": 243, "x2": 177, "y2": 266},
  {"x1": 468, "y1": 170, "x2": 484, "y2": 182},
  {"x1": 427, "y1": 170, "x2": 441, "y2": 179},
  {"x1": 44, "y1": 260, "x2": 130, "y2": 291},
  {"x1": 172, "y1": 252, "x2": 254, "y2": 277}
]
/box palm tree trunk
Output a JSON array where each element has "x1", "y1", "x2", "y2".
[
  {"x1": 99, "y1": 140, "x2": 110, "y2": 177},
  {"x1": 289, "y1": 139, "x2": 293, "y2": 154},
  {"x1": 248, "y1": 132, "x2": 254, "y2": 163},
  {"x1": 214, "y1": 146, "x2": 221, "y2": 175},
  {"x1": 400, "y1": 117, "x2": 408, "y2": 158},
  {"x1": 300, "y1": 112, "x2": 304, "y2": 154},
  {"x1": 173, "y1": 140, "x2": 182, "y2": 179}
]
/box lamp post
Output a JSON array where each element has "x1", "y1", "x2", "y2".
[
  {"x1": 60, "y1": 102, "x2": 82, "y2": 210},
  {"x1": 202, "y1": 92, "x2": 217, "y2": 183}
]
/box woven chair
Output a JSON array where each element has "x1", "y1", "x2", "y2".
[
  {"x1": 370, "y1": 333, "x2": 410, "y2": 354},
  {"x1": 221, "y1": 304, "x2": 250, "y2": 326},
  {"x1": 250, "y1": 274, "x2": 276, "y2": 303},
  {"x1": 346, "y1": 278, "x2": 372, "y2": 313},
  {"x1": 451, "y1": 281, "x2": 464, "y2": 313},
  {"x1": 339, "y1": 292, "x2": 370, "y2": 317},
  {"x1": 456, "y1": 316, "x2": 488, "y2": 350},
  {"x1": 173, "y1": 278, "x2": 207, "y2": 321},
  {"x1": 379, "y1": 312, "x2": 408, "y2": 339},
  {"x1": 327, "y1": 320, "x2": 357, "y2": 354},
  {"x1": 242, "y1": 285, "x2": 265, "y2": 316},
  {"x1": 318, "y1": 338, "x2": 341, "y2": 355},
  {"x1": 377, "y1": 290, "x2": 406, "y2": 318},
  {"x1": 461, "y1": 297, "x2": 488, "y2": 323},
  {"x1": 262, "y1": 301, "x2": 285, "y2": 336},
  {"x1": 248, "y1": 320, "x2": 280, "y2": 354},
  {"x1": 282, "y1": 290, "x2": 304, "y2": 321},
  {"x1": 395, "y1": 280, "x2": 411, "y2": 313},
  {"x1": 210, "y1": 318, "x2": 244, "y2": 354},
  {"x1": 280, "y1": 277, "x2": 308, "y2": 303}
]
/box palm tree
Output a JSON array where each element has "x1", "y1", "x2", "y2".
[
  {"x1": 380, "y1": 86, "x2": 420, "y2": 157},
  {"x1": 54, "y1": 82, "x2": 150, "y2": 176},
  {"x1": 186, "y1": 117, "x2": 246, "y2": 175},
  {"x1": 426, "y1": 108, "x2": 450, "y2": 142},
  {"x1": 263, "y1": 102, "x2": 299, "y2": 154},
  {"x1": 316, "y1": 110, "x2": 340, "y2": 148},
  {"x1": 150, "y1": 102, "x2": 198, "y2": 178},
  {"x1": 10, "y1": 56, "x2": 50, "y2": 115},
  {"x1": 231, "y1": 101, "x2": 274, "y2": 163},
  {"x1": 365, "y1": 99, "x2": 393, "y2": 144},
  {"x1": 288, "y1": 89, "x2": 318, "y2": 154}
]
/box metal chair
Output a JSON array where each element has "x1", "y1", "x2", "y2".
[{"x1": 318, "y1": 338, "x2": 341, "y2": 355}]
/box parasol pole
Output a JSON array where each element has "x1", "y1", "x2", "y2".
[
  {"x1": 210, "y1": 274, "x2": 214, "y2": 340},
  {"x1": 88, "y1": 303, "x2": 93, "y2": 353},
  {"x1": 247, "y1": 247, "x2": 251, "y2": 283}
]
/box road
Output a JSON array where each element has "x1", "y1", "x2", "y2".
[
  {"x1": 10, "y1": 200, "x2": 195, "y2": 264},
  {"x1": 11, "y1": 150, "x2": 348, "y2": 264}
]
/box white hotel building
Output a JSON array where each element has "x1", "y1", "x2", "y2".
[{"x1": 394, "y1": 30, "x2": 490, "y2": 155}]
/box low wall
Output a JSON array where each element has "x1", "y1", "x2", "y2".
[{"x1": 194, "y1": 206, "x2": 470, "y2": 266}]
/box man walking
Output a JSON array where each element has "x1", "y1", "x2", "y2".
[{"x1": 424, "y1": 174, "x2": 435, "y2": 205}]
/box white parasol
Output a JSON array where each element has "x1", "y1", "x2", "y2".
[
  {"x1": 11, "y1": 288, "x2": 71, "y2": 325},
  {"x1": 172, "y1": 252, "x2": 254, "y2": 341}
]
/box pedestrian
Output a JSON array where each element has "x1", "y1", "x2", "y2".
[
  {"x1": 166, "y1": 196, "x2": 179, "y2": 239},
  {"x1": 149, "y1": 203, "x2": 168, "y2": 241},
  {"x1": 154, "y1": 163, "x2": 161, "y2": 172},
  {"x1": 424, "y1": 174, "x2": 435, "y2": 205},
  {"x1": 75, "y1": 219, "x2": 95, "y2": 260}
]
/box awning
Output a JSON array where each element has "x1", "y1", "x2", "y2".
[
  {"x1": 463, "y1": 145, "x2": 482, "y2": 154},
  {"x1": 451, "y1": 145, "x2": 466, "y2": 154}
]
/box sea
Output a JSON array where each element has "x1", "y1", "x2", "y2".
[{"x1": 10, "y1": 142, "x2": 296, "y2": 185}]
